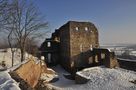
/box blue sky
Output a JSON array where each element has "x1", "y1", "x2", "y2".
[{"x1": 34, "y1": 0, "x2": 136, "y2": 44}]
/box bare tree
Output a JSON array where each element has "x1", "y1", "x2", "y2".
[
  {"x1": 0, "y1": 0, "x2": 8, "y2": 17},
  {"x1": 2, "y1": 0, "x2": 48, "y2": 62},
  {"x1": 0, "y1": 38, "x2": 9, "y2": 49},
  {"x1": 0, "y1": 0, "x2": 8, "y2": 29},
  {"x1": 0, "y1": 0, "x2": 16, "y2": 66},
  {"x1": 25, "y1": 37, "x2": 39, "y2": 56},
  {"x1": 8, "y1": 29, "x2": 17, "y2": 66}
]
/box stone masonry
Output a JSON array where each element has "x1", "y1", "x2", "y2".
[{"x1": 40, "y1": 21, "x2": 119, "y2": 74}]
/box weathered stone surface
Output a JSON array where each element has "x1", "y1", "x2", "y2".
[
  {"x1": 11, "y1": 59, "x2": 41, "y2": 88},
  {"x1": 9, "y1": 71, "x2": 33, "y2": 90},
  {"x1": 35, "y1": 81, "x2": 61, "y2": 90},
  {"x1": 40, "y1": 38, "x2": 60, "y2": 66},
  {"x1": 109, "y1": 57, "x2": 119, "y2": 68},
  {"x1": 40, "y1": 21, "x2": 119, "y2": 74},
  {"x1": 10, "y1": 59, "x2": 57, "y2": 90},
  {"x1": 59, "y1": 21, "x2": 99, "y2": 72}
]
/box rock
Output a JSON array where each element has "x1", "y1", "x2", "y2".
[
  {"x1": 75, "y1": 73, "x2": 90, "y2": 84},
  {"x1": 40, "y1": 68, "x2": 58, "y2": 83},
  {"x1": 13, "y1": 59, "x2": 41, "y2": 88},
  {"x1": 9, "y1": 58, "x2": 58, "y2": 90},
  {"x1": 9, "y1": 71, "x2": 33, "y2": 90},
  {"x1": 130, "y1": 80, "x2": 136, "y2": 84}
]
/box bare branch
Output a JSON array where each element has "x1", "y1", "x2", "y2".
[{"x1": 1, "y1": 0, "x2": 48, "y2": 62}]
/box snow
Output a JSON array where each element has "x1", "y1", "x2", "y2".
[
  {"x1": 0, "y1": 48, "x2": 37, "y2": 90},
  {"x1": 73, "y1": 67, "x2": 136, "y2": 90},
  {"x1": 50, "y1": 66, "x2": 136, "y2": 90},
  {"x1": 0, "y1": 48, "x2": 37, "y2": 70},
  {"x1": 0, "y1": 71, "x2": 20, "y2": 90},
  {"x1": 0, "y1": 48, "x2": 21, "y2": 68},
  {"x1": 0, "y1": 48, "x2": 23, "y2": 90},
  {"x1": 1, "y1": 48, "x2": 136, "y2": 90},
  {"x1": 129, "y1": 51, "x2": 136, "y2": 56},
  {"x1": 40, "y1": 72, "x2": 58, "y2": 83}
]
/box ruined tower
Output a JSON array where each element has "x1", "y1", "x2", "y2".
[
  {"x1": 40, "y1": 21, "x2": 118, "y2": 73},
  {"x1": 59, "y1": 21, "x2": 99, "y2": 71}
]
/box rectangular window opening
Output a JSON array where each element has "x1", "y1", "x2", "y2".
[{"x1": 47, "y1": 42, "x2": 51, "y2": 47}]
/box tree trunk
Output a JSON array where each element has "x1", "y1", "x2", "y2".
[
  {"x1": 11, "y1": 51, "x2": 14, "y2": 67},
  {"x1": 20, "y1": 49, "x2": 25, "y2": 62}
]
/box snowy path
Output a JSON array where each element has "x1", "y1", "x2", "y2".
[{"x1": 51, "y1": 66, "x2": 76, "y2": 87}]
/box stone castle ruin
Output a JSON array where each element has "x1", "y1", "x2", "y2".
[{"x1": 40, "y1": 21, "x2": 119, "y2": 73}]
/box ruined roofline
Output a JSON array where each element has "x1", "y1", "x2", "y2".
[
  {"x1": 55, "y1": 20, "x2": 97, "y2": 31},
  {"x1": 66, "y1": 21, "x2": 95, "y2": 25},
  {"x1": 50, "y1": 20, "x2": 98, "y2": 40},
  {"x1": 64, "y1": 20, "x2": 95, "y2": 26},
  {"x1": 52, "y1": 21, "x2": 97, "y2": 34}
]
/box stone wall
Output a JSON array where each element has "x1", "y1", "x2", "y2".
[
  {"x1": 93, "y1": 48, "x2": 119, "y2": 68},
  {"x1": 51, "y1": 29, "x2": 60, "y2": 42},
  {"x1": 40, "y1": 21, "x2": 119, "y2": 74},
  {"x1": 59, "y1": 23, "x2": 71, "y2": 71},
  {"x1": 117, "y1": 59, "x2": 136, "y2": 71},
  {"x1": 40, "y1": 21, "x2": 99, "y2": 72},
  {"x1": 40, "y1": 38, "x2": 60, "y2": 65},
  {"x1": 59, "y1": 21, "x2": 99, "y2": 72},
  {"x1": 69, "y1": 21, "x2": 99, "y2": 71}
]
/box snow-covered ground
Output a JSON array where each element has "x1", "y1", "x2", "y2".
[
  {"x1": 0, "y1": 48, "x2": 36, "y2": 70},
  {"x1": 0, "y1": 71, "x2": 20, "y2": 90},
  {"x1": 0, "y1": 48, "x2": 136, "y2": 90},
  {"x1": 0, "y1": 48, "x2": 21, "y2": 68},
  {"x1": 50, "y1": 66, "x2": 136, "y2": 90},
  {"x1": 0, "y1": 48, "x2": 36, "y2": 90}
]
